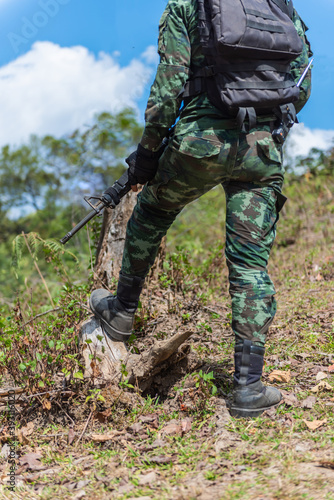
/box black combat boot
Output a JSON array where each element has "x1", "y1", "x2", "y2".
[
  {"x1": 89, "y1": 272, "x2": 145, "y2": 341},
  {"x1": 230, "y1": 339, "x2": 282, "y2": 418}
]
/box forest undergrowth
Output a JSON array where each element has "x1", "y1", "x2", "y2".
[{"x1": 0, "y1": 172, "x2": 334, "y2": 500}]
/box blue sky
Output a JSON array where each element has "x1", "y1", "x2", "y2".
[{"x1": 0, "y1": 0, "x2": 333, "y2": 156}]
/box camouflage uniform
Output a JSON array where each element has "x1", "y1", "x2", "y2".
[{"x1": 121, "y1": 0, "x2": 312, "y2": 347}]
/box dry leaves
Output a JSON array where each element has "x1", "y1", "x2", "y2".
[
  {"x1": 301, "y1": 396, "x2": 317, "y2": 409},
  {"x1": 283, "y1": 393, "x2": 298, "y2": 407},
  {"x1": 311, "y1": 381, "x2": 333, "y2": 393},
  {"x1": 316, "y1": 371, "x2": 328, "y2": 381},
  {"x1": 17, "y1": 422, "x2": 35, "y2": 445},
  {"x1": 318, "y1": 461, "x2": 334, "y2": 470},
  {"x1": 91, "y1": 431, "x2": 124, "y2": 442},
  {"x1": 68, "y1": 427, "x2": 75, "y2": 446},
  {"x1": 19, "y1": 453, "x2": 43, "y2": 471},
  {"x1": 303, "y1": 419, "x2": 327, "y2": 431},
  {"x1": 268, "y1": 370, "x2": 291, "y2": 383},
  {"x1": 160, "y1": 418, "x2": 192, "y2": 437}
]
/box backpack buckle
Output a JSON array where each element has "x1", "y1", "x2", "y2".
[{"x1": 204, "y1": 65, "x2": 216, "y2": 77}]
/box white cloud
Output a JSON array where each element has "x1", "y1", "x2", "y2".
[
  {"x1": 0, "y1": 41, "x2": 154, "y2": 147},
  {"x1": 141, "y1": 45, "x2": 159, "y2": 66},
  {"x1": 285, "y1": 123, "x2": 334, "y2": 162},
  {"x1": 1, "y1": 44, "x2": 333, "y2": 165}
]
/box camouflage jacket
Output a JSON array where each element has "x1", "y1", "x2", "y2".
[{"x1": 140, "y1": 0, "x2": 312, "y2": 152}]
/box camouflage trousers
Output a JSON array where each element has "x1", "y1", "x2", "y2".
[{"x1": 121, "y1": 125, "x2": 286, "y2": 347}]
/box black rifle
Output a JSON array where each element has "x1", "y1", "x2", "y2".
[
  {"x1": 272, "y1": 58, "x2": 314, "y2": 145},
  {"x1": 60, "y1": 171, "x2": 131, "y2": 244},
  {"x1": 60, "y1": 137, "x2": 169, "y2": 245}
]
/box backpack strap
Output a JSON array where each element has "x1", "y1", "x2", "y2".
[
  {"x1": 236, "y1": 107, "x2": 257, "y2": 132},
  {"x1": 270, "y1": 0, "x2": 294, "y2": 20}
]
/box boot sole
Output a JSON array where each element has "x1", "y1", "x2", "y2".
[
  {"x1": 89, "y1": 297, "x2": 132, "y2": 342},
  {"x1": 229, "y1": 401, "x2": 281, "y2": 418}
]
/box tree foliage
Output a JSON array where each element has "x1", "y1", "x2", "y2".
[
  {"x1": 0, "y1": 109, "x2": 143, "y2": 302},
  {"x1": 294, "y1": 145, "x2": 334, "y2": 177},
  {"x1": 0, "y1": 108, "x2": 142, "y2": 222}
]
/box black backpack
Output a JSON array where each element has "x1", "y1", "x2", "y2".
[{"x1": 184, "y1": 0, "x2": 304, "y2": 128}]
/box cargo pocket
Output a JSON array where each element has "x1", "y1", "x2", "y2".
[
  {"x1": 256, "y1": 135, "x2": 282, "y2": 165},
  {"x1": 171, "y1": 133, "x2": 221, "y2": 158}
]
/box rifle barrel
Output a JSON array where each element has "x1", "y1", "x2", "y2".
[{"x1": 60, "y1": 203, "x2": 103, "y2": 244}]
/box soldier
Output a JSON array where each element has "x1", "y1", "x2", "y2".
[{"x1": 90, "y1": 0, "x2": 312, "y2": 417}]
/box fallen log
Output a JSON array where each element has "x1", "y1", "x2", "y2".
[
  {"x1": 126, "y1": 329, "x2": 193, "y2": 392},
  {"x1": 79, "y1": 316, "x2": 193, "y2": 391}
]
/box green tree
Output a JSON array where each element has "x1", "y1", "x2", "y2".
[
  {"x1": 0, "y1": 137, "x2": 60, "y2": 214},
  {"x1": 41, "y1": 108, "x2": 143, "y2": 196},
  {"x1": 0, "y1": 109, "x2": 143, "y2": 303}
]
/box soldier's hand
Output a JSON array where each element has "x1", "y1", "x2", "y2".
[{"x1": 125, "y1": 143, "x2": 165, "y2": 187}]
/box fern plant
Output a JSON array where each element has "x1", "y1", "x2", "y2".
[
  {"x1": 12, "y1": 232, "x2": 79, "y2": 306},
  {"x1": 12, "y1": 232, "x2": 78, "y2": 273}
]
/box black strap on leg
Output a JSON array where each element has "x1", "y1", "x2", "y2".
[
  {"x1": 239, "y1": 339, "x2": 252, "y2": 386},
  {"x1": 234, "y1": 340, "x2": 265, "y2": 386},
  {"x1": 117, "y1": 272, "x2": 145, "y2": 310}
]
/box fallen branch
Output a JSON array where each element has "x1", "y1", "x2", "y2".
[
  {"x1": 0, "y1": 387, "x2": 25, "y2": 397},
  {"x1": 127, "y1": 329, "x2": 194, "y2": 384},
  {"x1": 75, "y1": 410, "x2": 93, "y2": 448},
  {"x1": 21, "y1": 307, "x2": 62, "y2": 326}
]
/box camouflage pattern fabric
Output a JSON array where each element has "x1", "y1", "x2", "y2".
[
  {"x1": 121, "y1": 125, "x2": 285, "y2": 346},
  {"x1": 140, "y1": 0, "x2": 312, "y2": 152},
  {"x1": 118, "y1": 0, "x2": 312, "y2": 346}
]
